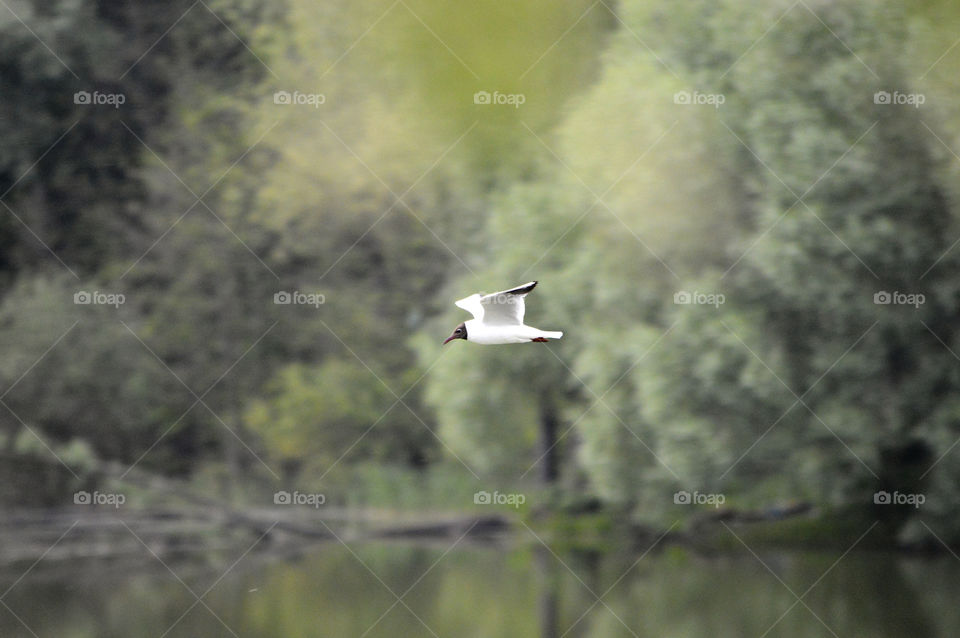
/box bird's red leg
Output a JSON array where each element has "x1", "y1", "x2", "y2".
[{"x1": 531, "y1": 337, "x2": 548, "y2": 342}]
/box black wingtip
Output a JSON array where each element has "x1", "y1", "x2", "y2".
[{"x1": 506, "y1": 281, "x2": 538, "y2": 295}]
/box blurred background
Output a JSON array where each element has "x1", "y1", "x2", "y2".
[{"x1": 2, "y1": 0, "x2": 960, "y2": 635}]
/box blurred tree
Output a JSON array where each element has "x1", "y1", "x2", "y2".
[
  {"x1": 421, "y1": 0, "x2": 960, "y2": 543},
  {"x1": 626, "y1": 0, "x2": 960, "y2": 536},
  {"x1": 0, "y1": 0, "x2": 280, "y2": 499},
  {"x1": 245, "y1": 358, "x2": 434, "y2": 482},
  {"x1": 3, "y1": 0, "x2": 960, "y2": 545}
]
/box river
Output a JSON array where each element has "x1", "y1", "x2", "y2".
[{"x1": 1, "y1": 537, "x2": 956, "y2": 637}]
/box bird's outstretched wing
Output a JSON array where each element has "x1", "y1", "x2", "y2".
[
  {"x1": 484, "y1": 281, "x2": 539, "y2": 325},
  {"x1": 454, "y1": 281, "x2": 538, "y2": 325},
  {"x1": 454, "y1": 294, "x2": 484, "y2": 320}
]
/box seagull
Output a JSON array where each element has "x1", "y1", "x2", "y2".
[{"x1": 443, "y1": 281, "x2": 563, "y2": 345}]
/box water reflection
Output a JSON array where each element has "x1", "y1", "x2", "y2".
[{"x1": 0, "y1": 539, "x2": 955, "y2": 637}]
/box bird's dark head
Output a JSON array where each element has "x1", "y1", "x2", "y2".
[{"x1": 443, "y1": 322, "x2": 468, "y2": 345}]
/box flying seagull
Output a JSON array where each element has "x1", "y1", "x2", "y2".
[{"x1": 443, "y1": 281, "x2": 563, "y2": 345}]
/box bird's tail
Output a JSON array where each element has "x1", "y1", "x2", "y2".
[{"x1": 542, "y1": 331, "x2": 563, "y2": 340}]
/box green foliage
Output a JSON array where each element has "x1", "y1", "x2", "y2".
[
  {"x1": 4, "y1": 0, "x2": 960, "y2": 545},
  {"x1": 420, "y1": 0, "x2": 960, "y2": 543},
  {"x1": 245, "y1": 359, "x2": 428, "y2": 475}
]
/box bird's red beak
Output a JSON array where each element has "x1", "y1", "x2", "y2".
[{"x1": 442, "y1": 335, "x2": 456, "y2": 345}]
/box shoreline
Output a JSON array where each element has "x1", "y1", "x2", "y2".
[{"x1": 0, "y1": 506, "x2": 947, "y2": 568}]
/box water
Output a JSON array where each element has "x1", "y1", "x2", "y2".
[{"x1": 1, "y1": 539, "x2": 957, "y2": 637}]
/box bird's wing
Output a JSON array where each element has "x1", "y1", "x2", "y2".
[
  {"x1": 454, "y1": 294, "x2": 485, "y2": 320},
  {"x1": 478, "y1": 281, "x2": 537, "y2": 325}
]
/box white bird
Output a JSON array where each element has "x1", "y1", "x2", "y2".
[{"x1": 443, "y1": 281, "x2": 563, "y2": 345}]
